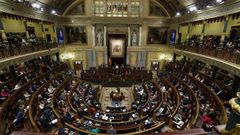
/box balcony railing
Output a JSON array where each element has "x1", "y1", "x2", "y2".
[
  {"x1": 175, "y1": 45, "x2": 240, "y2": 65},
  {"x1": 0, "y1": 43, "x2": 59, "y2": 59}
]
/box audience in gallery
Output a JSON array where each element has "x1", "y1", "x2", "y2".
[
  {"x1": 0, "y1": 33, "x2": 59, "y2": 60},
  {"x1": 0, "y1": 33, "x2": 55, "y2": 49},
  {"x1": 176, "y1": 36, "x2": 240, "y2": 64},
  {"x1": 180, "y1": 35, "x2": 240, "y2": 55}
]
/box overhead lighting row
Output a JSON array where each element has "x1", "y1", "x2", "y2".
[
  {"x1": 176, "y1": 0, "x2": 225, "y2": 17},
  {"x1": 15, "y1": 0, "x2": 225, "y2": 17}
]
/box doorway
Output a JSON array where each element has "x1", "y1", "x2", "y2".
[
  {"x1": 46, "y1": 34, "x2": 52, "y2": 42},
  {"x1": 230, "y1": 27, "x2": 240, "y2": 40},
  {"x1": 108, "y1": 34, "x2": 127, "y2": 67}
]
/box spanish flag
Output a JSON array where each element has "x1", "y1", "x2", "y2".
[{"x1": 108, "y1": 57, "x2": 112, "y2": 66}]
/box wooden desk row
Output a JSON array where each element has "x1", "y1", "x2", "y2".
[
  {"x1": 0, "y1": 72, "x2": 49, "y2": 134},
  {"x1": 0, "y1": 63, "x2": 67, "y2": 134},
  {"x1": 183, "y1": 72, "x2": 228, "y2": 124},
  {"x1": 29, "y1": 75, "x2": 69, "y2": 132},
  {"x1": 170, "y1": 73, "x2": 200, "y2": 129},
  {"x1": 159, "y1": 78, "x2": 181, "y2": 118}
]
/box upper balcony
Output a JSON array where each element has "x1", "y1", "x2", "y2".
[
  {"x1": 174, "y1": 45, "x2": 240, "y2": 77},
  {"x1": 0, "y1": 43, "x2": 60, "y2": 69}
]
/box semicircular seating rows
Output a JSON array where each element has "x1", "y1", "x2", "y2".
[{"x1": 0, "y1": 60, "x2": 231, "y2": 135}]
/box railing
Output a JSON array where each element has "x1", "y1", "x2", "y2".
[
  {"x1": 0, "y1": 43, "x2": 59, "y2": 59},
  {"x1": 175, "y1": 45, "x2": 240, "y2": 65}
]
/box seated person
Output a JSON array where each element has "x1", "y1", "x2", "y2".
[
  {"x1": 201, "y1": 113, "x2": 213, "y2": 131},
  {"x1": 58, "y1": 128, "x2": 69, "y2": 135},
  {"x1": 106, "y1": 125, "x2": 117, "y2": 134},
  {"x1": 101, "y1": 114, "x2": 109, "y2": 121},
  {"x1": 63, "y1": 112, "x2": 73, "y2": 123},
  {"x1": 144, "y1": 118, "x2": 153, "y2": 129},
  {"x1": 0, "y1": 89, "x2": 10, "y2": 101},
  {"x1": 115, "y1": 103, "x2": 120, "y2": 108},
  {"x1": 90, "y1": 128, "x2": 100, "y2": 133},
  {"x1": 83, "y1": 120, "x2": 93, "y2": 130},
  {"x1": 156, "y1": 104, "x2": 170, "y2": 119},
  {"x1": 13, "y1": 109, "x2": 25, "y2": 127},
  {"x1": 73, "y1": 118, "x2": 83, "y2": 127},
  {"x1": 131, "y1": 113, "x2": 139, "y2": 120},
  {"x1": 173, "y1": 113, "x2": 185, "y2": 129},
  {"x1": 173, "y1": 116, "x2": 185, "y2": 129}
]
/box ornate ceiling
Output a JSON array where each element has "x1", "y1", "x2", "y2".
[{"x1": 12, "y1": 0, "x2": 227, "y2": 16}]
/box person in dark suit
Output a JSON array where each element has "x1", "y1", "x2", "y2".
[{"x1": 106, "y1": 125, "x2": 117, "y2": 134}]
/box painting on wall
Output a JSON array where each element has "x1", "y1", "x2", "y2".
[
  {"x1": 110, "y1": 39, "x2": 125, "y2": 58},
  {"x1": 147, "y1": 27, "x2": 168, "y2": 44},
  {"x1": 95, "y1": 24, "x2": 104, "y2": 46},
  {"x1": 230, "y1": 26, "x2": 240, "y2": 40},
  {"x1": 65, "y1": 26, "x2": 87, "y2": 44},
  {"x1": 66, "y1": 1, "x2": 85, "y2": 15},
  {"x1": 130, "y1": 25, "x2": 139, "y2": 46}
]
